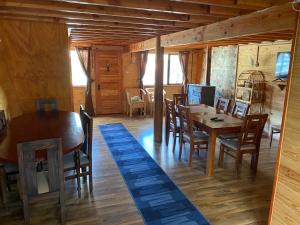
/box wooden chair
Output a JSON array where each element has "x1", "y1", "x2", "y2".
[
  {"x1": 63, "y1": 108, "x2": 93, "y2": 197},
  {"x1": 125, "y1": 88, "x2": 147, "y2": 117},
  {"x1": 145, "y1": 88, "x2": 166, "y2": 116},
  {"x1": 218, "y1": 101, "x2": 250, "y2": 140},
  {"x1": 178, "y1": 105, "x2": 208, "y2": 166},
  {"x1": 269, "y1": 124, "x2": 281, "y2": 147},
  {"x1": 165, "y1": 99, "x2": 180, "y2": 152},
  {"x1": 231, "y1": 101, "x2": 250, "y2": 119},
  {"x1": 17, "y1": 138, "x2": 65, "y2": 225},
  {"x1": 216, "y1": 97, "x2": 231, "y2": 113},
  {"x1": 173, "y1": 93, "x2": 188, "y2": 106},
  {"x1": 35, "y1": 98, "x2": 58, "y2": 112},
  {"x1": 77, "y1": 110, "x2": 93, "y2": 193},
  {"x1": 218, "y1": 114, "x2": 268, "y2": 175},
  {"x1": 0, "y1": 110, "x2": 19, "y2": 208}
]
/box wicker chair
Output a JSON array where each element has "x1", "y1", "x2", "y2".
[
  {"x1": 145, "y1": 88, "x2": 166, "y2": 116},
  {"x1": 125, "y1": 88, "x2": 147, "y2": 117}
]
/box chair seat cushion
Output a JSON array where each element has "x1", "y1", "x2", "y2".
[
  {"x1": 79, "y1": 151, "x2": 89, "y2": 166},
  {"x1": 0, "y1": 162, "x2": 18, "y2": 174},
  {"x1": 183, "y1": 131, "x2": 208, "y2": 143},
  {"x1": 130, "y1": 96, "x2": 142, "y2": 102},
  {"x1": 220, "y1": 139, "x2": 256, "y2": 151},
  {"x1": 218, "y1": 133, "x2": 239, "y2": 140},
  {"x1": 37, "y1": 171, "x2": 49, "y2": 194},
  {"x1": 63, "y1": 152, "x2": 76, "y2": 170}
]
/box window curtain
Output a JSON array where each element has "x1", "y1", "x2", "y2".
[
  {"x1": 76, "y1": 47, "x2": 95, "y2": 116},
  {"x1": 179, "y1": 51, "x2": 190, "y2": 94},
  {"x1": 139, "y1": 50, "x2": 149, "y2": 89}
]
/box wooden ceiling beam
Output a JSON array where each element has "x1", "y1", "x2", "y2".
[
  {"x1": 48, "y1": 0, "x2": 255, "y2": 16},
  {"x1": 56, "y1": 0, "x2": 210, "y2": 15},
  {"x1": 1, "y1": 0, "x2": 192, "y2": 22},
  {"x1": 71, "y1": 28, "x2": 159, "y2": 35},
  {"x1": 170, "y1": 0, "x2": 290, "y2": 10},
  {"x1": 71, "y1": 31, "x2": 155, "y2": 37},
  {"x1": 71, "y1": 31, "x2": 156, "y2": 36},
  {"x1": 128, "y1": 3, "x2": 296, "y2": 51},
  {"x1": 0, "y1": 6, "x2": 201, "y2": 27},
  {"x1": 161, "y1": 3, "x2": 297, "y2": 48},
  {"x1": 0, "y1": 13, "x2": 188, "y2": 33}
]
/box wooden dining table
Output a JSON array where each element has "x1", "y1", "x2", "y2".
[
  {"x1": 188, "y1": 104, "x2": 244, "y2": 176},
  {"x1": 0, "y1": 111, "x2": 84, "y2": 163}
]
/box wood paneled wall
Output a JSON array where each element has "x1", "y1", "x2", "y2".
[
  {"x1": 270, "y1": 17, "x2": 300, "y2": 225},
  {"x1": 237, "y1": 43, "x2": 291, "y2": 132},
  {"x1": 73, "y1": 86, "x2": 85, "y2": 113},
  {"x1": 0, "y1": 19, "x2": 72, "y2": 119},
  {"x1": 73, "y1": 49, "x2": 205, "y2": 113}
]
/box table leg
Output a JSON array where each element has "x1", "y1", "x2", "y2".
[{"x1": 206, "y1": 129, "x2": 217, "y2": 176}]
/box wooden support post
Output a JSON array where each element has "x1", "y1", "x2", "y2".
[
  {"x1": 206, "y1": 46, "x2": 212, "y2": 86},
  {"x1": 154, "y1": 36, "x2": 164, "y2": 143}
]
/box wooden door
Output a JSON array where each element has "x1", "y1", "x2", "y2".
[{"x1": 94, "y1": 50, "x2": 122, "y2": 114}]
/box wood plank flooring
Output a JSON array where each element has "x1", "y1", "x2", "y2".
[{"x1": 0, "y1": 115, "x2": 279, "y2": 225}]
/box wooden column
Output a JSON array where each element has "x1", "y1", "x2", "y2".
[
  {"x1": 268, "y1": 14, "x2": 300, "y2": 225},
  {"x1": 206, "y1": 46, "x2": 212, "y2": 86},
  {"x1": 154, "y1": 36, "x2": 164, "y2": 143}
]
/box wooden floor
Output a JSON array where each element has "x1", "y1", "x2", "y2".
[{"x1": 0, "y1": 115, "x2": 280, "y2": 225}]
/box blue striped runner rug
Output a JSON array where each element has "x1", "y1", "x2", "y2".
[{"x1": 99, "y1": 123, "x2": 210, "y2": 225}]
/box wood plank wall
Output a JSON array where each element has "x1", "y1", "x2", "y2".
[
  {"x1": 237, "y1": 43, "x2": 291, "y2": 132},
  {"x1": 0, "y1": 19, "x2": 72, "y2": 118},
  {"x1": 73, "y1": 50, "x2": 204, "y2": 113},
  {"x1": 73, "y1": 86, "x2": 85, "y2": 113},
  {"x1": 270, "y1": 16, "x2": 300, "y2": 225}
]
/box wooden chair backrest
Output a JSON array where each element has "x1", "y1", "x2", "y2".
[
  {"x1": 145, "y1": 88, "x2": 166, "y2": 102},
  {"x1": 36, "y1": 98, "x2": 58, "y2": 112},
  {"x1": 232, "y1": 101, "x2": 250, "y2": 118},
  {"x1": 0, "y1": 110, "x2": 7, "y2": 132},
  {"x1": 80, "y1": 111, "x2": 93, "y2": 159},
  {"x1": 165, "y1": 99, "x2": 177, "y2": 128},
  {"x1": 216, "y1": 98, "x2": 231, "y2": 113},
  {"x1": 17, "y1": 138, "x2": 64, "y2": 198},
  {"x1": 239, "y1": 114, "x2": 268, "y2": 148},
  {"x1": 125, "y1": 88, "x2": 146, "y2": 103},
  {"x1": 178, "y1": 105, "x2": 193, "y2": 141},
  {"x1": 173, "y1": 94, "x2": 187, "y2": 106}
]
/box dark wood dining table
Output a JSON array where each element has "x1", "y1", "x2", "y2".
[
  {"x1": 188, "y1": 104, "x2": 244, "y2": 176},
  {"x1": 0, "y1": 111, "x2": 84, "y2": 163}
]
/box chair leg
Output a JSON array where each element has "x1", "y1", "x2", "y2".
[
  {"x1": 22, "y1": 195, "x2": 30, "y2": 225},
  {"x1": 235, "y1": 153, "x2": 242, "y2": 176},
  {"x1": 218, "y1": 144, "x2": 225, "y2": 167},
  {"x1": 179, "y1": 133, "x2": 183, "y2": 160},
  {"x1": 251, "y1": 152, "x2": 259, "y2": 172},
  {"x1": 0, "y1": 168, "x2": 8, "y2": 208},
  {"x1": 188, "y1": 142, "x2": 194, "y2": 167},
  {"x1": 129, "y1": 107, "x2": 132, "y2": 118},
  {"x1": 270, "y1": 128, "x2": 274, "y2": 147},
  {"x1": 172, "y1": 131, "x2": 177, "y2": 152},
  {"x1": 166, "y1": 129, "x2": 170, "y2": 146},
  {"x1": 75, "y1": 154, "x2": 81, "y2": 198},
  {"x1": 89, "y1": 165, "x2": 93, "y2": 193}
]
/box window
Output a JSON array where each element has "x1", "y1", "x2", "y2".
[
  {"x1": 70, "y1": 50, "x2": 87, "y2": 86},
  {"x1": 142, "y1": 53, "x2": 183, "y2": 86}
]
